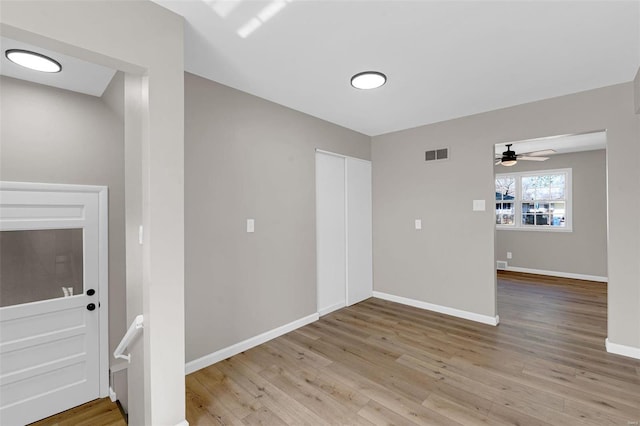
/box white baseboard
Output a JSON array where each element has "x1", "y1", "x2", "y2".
[
  {"x1": 185, "y1": 312, "x2": 319, "y2": 375},
  {"x1": 109, "y1": 386, "x2": 117, "y2": 402},
  {"x1": 503, "y1": 265, "x2": 607, "y2": 283},
  {"x1": 318, "y1": 301, "x2": 346, "y2": 317},
  {"x1": 605, "y1": 338, "x2": 640, "y2": 360},
  {"x1": 372, "y1": 291, "x2": 499, "y2": 326},
  {"x1": 174, "y1": 421, "x2": 189, "y2": 426}
]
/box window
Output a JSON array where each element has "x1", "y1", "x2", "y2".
[
  {"x1": 495, "y1": 169, "x2": 571, "y2": 231},
  {"x1": 495, "y1": 176, "x2": 515, "y2": 225}
]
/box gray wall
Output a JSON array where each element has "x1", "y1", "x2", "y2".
[
  {"x1": 372, "y1": 82, "x2": 640, "y2": 349},
  {"x1": 634, "y1": 68, "x2": 640, "y2": 114},
  {"x1": 184, "y1": 72, "x2": 370, "y2": 363},
  {"x1": 0, "y1": 75, "x2": 126, "y2": 361},
  {"x1": 494, "y1": 150, "x2": 607, "y2": 278},
  {"x1": 2, "y1": 2, "x2": 187, "y2": 423}
]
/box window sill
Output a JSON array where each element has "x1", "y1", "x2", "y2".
[{"x1": 496, "y1": 226, "x2": 572, "y2": 233}]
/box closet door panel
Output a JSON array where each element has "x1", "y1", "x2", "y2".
[
  {"x1": 316, "y1": 153, "x2": 346, "y2": 314},
  {"x1": 346, "y1": 158, "x2": 373, "y2": 306}
]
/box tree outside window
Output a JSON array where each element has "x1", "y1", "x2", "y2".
[{"x1": 495, "y1": 169, "x2": 571, "y2": 231}]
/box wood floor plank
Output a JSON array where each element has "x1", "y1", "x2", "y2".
[
  {"x1": 214, "y1": 357, "x2": 330, "y2": 426},
  {"x1": 28, "y1": 398, "x2": 126, "y2": 426},
  {"x1": 357, "y1": 399, "x2": 422, "y2": 426},
  {"x1": 182, "y1": 272, "x2": 639, "y2": 425},
  {"x1": 421, "y1": 393, "x2": 492, "y2": 425},
  {"x1": 186, "y1": 373, "x2": 246, "y2": 426},
  {"x1": 41, "y1": 271, "x2": 639, "y2": 425},
  {"x1": 195, "y1": 366, "x2": 264, "y2": 419},
  {"x1": 241, "y1": 406, "x2": 287, "y2": 426}
]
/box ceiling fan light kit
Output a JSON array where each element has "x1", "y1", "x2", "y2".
[
  {"x1": 496, "y1": 143, "x2": 555, "y2": 166},
  {"x1": 500, "y1": 144, "x2": 518, "y2": 166}
]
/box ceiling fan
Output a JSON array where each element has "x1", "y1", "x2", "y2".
[{"x1": 495, "y1": 144, "x2": 556, "y2": 166}]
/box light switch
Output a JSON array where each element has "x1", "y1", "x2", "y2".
[
  {"x1": 415, "y1": 219, "x2": 422, "y2": 230},
  {"x1": 246, "y1": 219, "x2": 255, "y2": 233},
  {"x1": 473, "y1": 200, "x2": 486, "y2": 211}
]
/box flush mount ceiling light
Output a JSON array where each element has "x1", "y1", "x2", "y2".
[
  {"x1": 5, "y1": 49, "x2": 62, "y2": 73},
  {"x1": 350, "y1": 71, "x2": 386, "y2": 90}
]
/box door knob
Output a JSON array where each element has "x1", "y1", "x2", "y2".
[{"x1": 87, "y1": 303, "x2": 96, "y2": 311}]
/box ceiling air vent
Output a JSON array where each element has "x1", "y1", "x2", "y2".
[{"x1": 425, "y1": 148, "x2": 449, "y2": 162}]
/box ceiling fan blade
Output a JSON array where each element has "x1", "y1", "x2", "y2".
[
  {"x1": 518, "y1": 156, "x2": 549, "y2": 161},
  {"x1": 495, "y1": 159, "x2": 502, "y2": 165},
  {"x1": 520, "y1": 149, "x2": 556, "y2": 157}
]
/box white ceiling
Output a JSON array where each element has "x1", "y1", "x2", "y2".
[
  {"x1": 154, "y1": 0, "x2": 640, "y2": 136},
  {"x1": 0, "y1": 37, "x2": 116, "y2": 97},
  {"x1": 495, "y1": 131, "x2": 607, "y2": 157}
]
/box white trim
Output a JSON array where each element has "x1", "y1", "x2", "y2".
[
  {"x1": 605, "y1": 338, "x2": 640, "y2": 360},
  {"x1": 109, "y1": 386, "x2": 117, "y2": 403},
  {"x1": 372, "y1": 291, "x2": 499, "y2": 326},
  {"x1": 319, "y1": 301, "x2": 346, "y2": 317},
  {"x1": 344, "y1": 157, "x2": 350, "y2": 307},
  {"x1": 174, "y1": 421, "x2": 189, "y2": 426},
  {"x1": 185, "y1": 313, "x2": 319, "y2": 375},
  {"x1": 97, "y1": 186, "x2": 109, "y2": 397},
  {"x1": 314, "y1": 148, "x2": 370, "y2": 163},
  {"x1": 496, "y1": 225, "x2": 572, "y2": 233},
  {"x1": 0, "y1": 181, "x2": 109, "y2": 193},
  {"x1": 0, "y1": 181, "x2": 110, "y2": 398},
  {"x1": 503, "y1": 265, "x2": 607, "y2": 283}
]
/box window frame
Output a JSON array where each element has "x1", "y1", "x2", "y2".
[{"x1": 496, "y1": 168, "x2": 572, "y2": 232}]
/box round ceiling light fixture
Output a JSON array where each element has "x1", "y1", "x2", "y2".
[
  {"x1": 350, "y1": 71, "x2": 386, "y2": 90},
  {"x1": 5, "y1": 49, "x2": 62, "y2": 73}
]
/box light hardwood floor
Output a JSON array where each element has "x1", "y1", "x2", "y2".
[
  {"x1": 186, "y1": 272, "x2": 640, "y2": 425},
  {"x1": 28, "y1": 397, "x2": 126, "y2": 426},
  {"x1": 30, "y1": 272, "x2": 640, "y2": 425}
]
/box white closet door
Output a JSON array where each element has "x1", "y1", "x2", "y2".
[
  {"x1": 316, "y1": 152, "x2": 346, "y2": 315},
  {"x1": 346, "y1": 158, "x2": 373, "y2": 306}
]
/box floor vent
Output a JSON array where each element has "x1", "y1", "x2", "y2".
[
  {"x1": 497, "y1": 261, "x2": 508, "y2": 270},
  {"x1": 425, "y1": 148, "x2": 449, "y2": 162}
]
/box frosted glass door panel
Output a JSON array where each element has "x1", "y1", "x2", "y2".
[{"x1": 0, "y1": 229, "x2": 84, "y2": 307}]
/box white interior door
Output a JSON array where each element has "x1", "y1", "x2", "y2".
[
  {"x1": 316, "y1": 151, "x2": 372, "y2": 316},
  {"x1": 0, "y1": 182, "x2": 108, "y2": 426},
  {"x1": 346, "y1": 158, "x2": 373, "y2": 306},
  {"x1": 316, "y1": 152, "x2": 347, "y2": 315}
]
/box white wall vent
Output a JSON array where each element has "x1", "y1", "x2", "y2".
[
  {"x1": 496, "y1": 261, "x2": 508, "y2": 270},
  {"x1": 425, "y1": 148, "x2": 449, "y2": 162}
]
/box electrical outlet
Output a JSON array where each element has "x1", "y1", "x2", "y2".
[
  {"x1": 415, "y1": 219, "x2": 422, "y2": 230},
  {"x1": 507, "y1": 252, "x2": 512, "y2": 259}
]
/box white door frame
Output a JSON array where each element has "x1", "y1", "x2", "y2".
[{"x1": 0, "y1": 181, "x2": 110, "y2": 398}]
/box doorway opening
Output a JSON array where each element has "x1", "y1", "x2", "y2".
[{"x1": 492, "y1": 130, "x2": 609, "y2": 325}]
